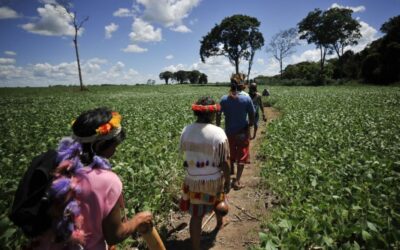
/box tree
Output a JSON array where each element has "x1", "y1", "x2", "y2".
[
  {"x1": 188, "y1": 70, "x2": 201, "y2": 84},
  {"x1": 174, "y1": 70, "x2": 189, "y2": 84},
  {"x1": 56, "y1": 1, "x2": 88, "y2": 91},
  {"x1": 247, "y1": 31, "x2": 265, "y2": 81},
  {"x1": 267, "y1": 28, "x2": 299, "y2": 78},
  {"x1": 325, "y1": 8, "x2": 361, "y2": 59},
  {"x1": 199, "y1": 73, "x2": 208, "y2": 84},
  {"x1": 159, "y1": 71, "x2": 173, "y2": 85},
  {"x1": 298, "y1": 8, "x2": 360, "y2": 74},
  {"x1": 200, "y1": 14, "x2": 264, "y2": 75}
]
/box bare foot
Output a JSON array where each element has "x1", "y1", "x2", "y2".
[{"x1": 232, "y1": 181, "x2": 245, "y2": 190}]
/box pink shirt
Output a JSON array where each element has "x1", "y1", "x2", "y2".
[{"x1": 37, "y1": 168, "x2": 122, "y2": 250}]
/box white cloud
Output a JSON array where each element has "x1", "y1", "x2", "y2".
[
  {"x1": 347, "y1": 21, "x2": 378, "y2": 53},
  {"x1": 291, "y1": 49, "x2": 321, "y2": 64},
  {"x1": 162, "y1": 63, "x2": 186, "y2": 72},
  {"x1": 105, "y1": 23, "x2": 119, "y2": 39},
  {"x1": 4, "y1": 51, "x2": 16, "y2": 56},
  {"x1": 0, "y1": 6, "x2": 20, "y2": 19},
  {"x1": 165, "y1": 54, "x2": 174, "y2": 60},
  {"x1": 113, "y1": 8, "x2": 133, "y2": 17},
  {"x1": 257, "y1": 58, "x2": 280, "y2": 76},
  {"x1": 257, "y1": 58, "x2": 265, "y2": 65},
  {"x1": 171, "y1": 24, "x2": 191, "y2": 33},
  {"x1": 330, "y1": 3, "x2": 366, "y2": 13},
  {"x1": 0, "y1": 58, "x2": 16, "y2": 64},
  {"x1": 129, "y1": 18, "x2": 162, "y2": 42},
  {"x1": 21, "y1": 4, "x2": 79, "y2": 37},
  {"x1": 137, "y1": 0, "x2": 200, "y2": 31},
  {"x1": 122, "y1": 44, "x2": 148, "y2": 53},
  {"x1": 0, "y1": 58, "x2": 151, "y2": 86}
]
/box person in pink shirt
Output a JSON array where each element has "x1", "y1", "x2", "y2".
[{"x1": 32, "y1": 107, "x2": 153, "y2": 249}]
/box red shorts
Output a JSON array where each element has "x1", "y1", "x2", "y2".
[{"x1": 228, "y1": 131, "x2": 250, "y2": 164}]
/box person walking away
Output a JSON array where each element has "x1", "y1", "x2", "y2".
[
  {"x1": 217, "y1": 74, "x2": 255, "y2": 190},
  {"x1": 179, "y1": 97, "x2": 231, "y2": 250},
  {"x1": 249, "y1": 82, "x2": 267, "y2": 139}
]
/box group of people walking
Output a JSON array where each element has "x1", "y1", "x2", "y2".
[{"x1": 16, "y1": 74, "x2": 267, "y2": 250}]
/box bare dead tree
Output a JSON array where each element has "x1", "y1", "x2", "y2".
[
  {"x1": 267, "y1": 28, "x2": 299, "y2": 78},
  {"x1": 55, "y1": 1, "x2": 88, "y2": 91}
]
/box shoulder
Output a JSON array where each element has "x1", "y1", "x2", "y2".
[
  {"x1": 84, "y1": 168, "x2": 122, "y2": 192},
  {"x1": 207, "y1": 124, "x2": 227, "y2": 141}
]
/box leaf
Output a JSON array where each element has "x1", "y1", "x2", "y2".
[
  {"x1": 278, "y1": 219, "x2": 292, "y2": 230},
  {"x1": 323, "y1": 235, "x2": 334, "y2": 246},
  {"x1": 264, "y1": 240, "x2": 278, "y2": 250},
  {"x1": 367, "y1": 221, "x2": 378, "y2": 232},
  {"x1": 311, "y1": 178, "x2": 317, "y2": 187},
  {"x1": 361, "y1": 230, "x2": 371, "y2": 241}
]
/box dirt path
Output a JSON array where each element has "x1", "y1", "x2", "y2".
[{"x1": 165, "y1": 107, "x2": 280, "y2": 250}]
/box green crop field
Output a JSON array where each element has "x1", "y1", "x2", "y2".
[
  {"x1": 0, "y1": 85, "x2": 399, "y2": 249},
  {"x1": 256, "y1": 86, "x2": 400, "y2": 249}
]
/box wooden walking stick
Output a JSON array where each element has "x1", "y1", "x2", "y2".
[{"x1": 140, "y1": 225, "x2": 166, "y2": 250}]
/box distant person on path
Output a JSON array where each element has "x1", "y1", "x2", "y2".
[
  {"x1": 31, "y1": 108, "x2": 153, "y2": 249},
  {"x1": 179, "y1": 97, "x2": 231, "y2": 250},
  {"x1": 217, "y1": 74, "x2": 255, "y2": 190},
  {"x1": 249, "y1": 82, "x2": 267, "y2": 139},
  {"x1": 262, "y1": 88, "x2": 270, "y2": 97}
]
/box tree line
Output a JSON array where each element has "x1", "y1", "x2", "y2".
[
  {"x1": 197, "y1": 10, "x2": 399, "y2": 86},
  {"x1": 159, "y1": 70, "x2": 208, "y2": 84}
]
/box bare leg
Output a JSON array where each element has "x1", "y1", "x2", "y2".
[
  {"x1": 252, "y1": 127, "x2": 258, "y2": 139},
  {"x1": 233, "y1": 164, "x2": 244, "y2": 190},
  {"x1": 190, "y1": 215, "x2": 203, "y2": 250}
]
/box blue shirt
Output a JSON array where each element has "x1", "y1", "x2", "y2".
[{"x1": 220, "y1": 93, "x2": 255, "y2": 135}]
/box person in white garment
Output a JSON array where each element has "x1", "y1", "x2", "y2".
[{"x1": 179, "y1": 96, "x2": 231, "y2": 250}]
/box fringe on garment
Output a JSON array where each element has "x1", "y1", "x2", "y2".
[
  {"x1": 180, "y1": 139, "x2": 230, "y2": 167},
  {"x1": 184, "y1": 175, "x2": 223, "y2": 194}
]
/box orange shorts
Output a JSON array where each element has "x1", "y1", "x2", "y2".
[{"x1": 227, "y1": 131, "x2": 250, "y2": 164}]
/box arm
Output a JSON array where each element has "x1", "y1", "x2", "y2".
[
  {"x1": 258, "y1": 95, "x2": 266, "y2": 121},
  {"x1": 102, "y1": 199, "x2": 153, "y2": 245},
  {"x1": 220, "y1": 160, "x2": 231, "y2": 193}
]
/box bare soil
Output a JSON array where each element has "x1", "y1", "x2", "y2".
[{"x1": 164, "y1": 107, "x2": 281, "y2": 250}]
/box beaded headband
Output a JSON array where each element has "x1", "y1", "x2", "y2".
[
  {"x1": 71, "y1": 111, "x2": 122, "y2": 143},
  {"x1": 192, "y1": 104, "x2": 221, "y2": 113}
]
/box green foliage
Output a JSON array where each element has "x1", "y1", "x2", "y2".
[
  {"x1": 259, "y1": 86, "x2": 400, "y2": 249},
  {"x1": 200, "y1": 14, "x2": 264, "y2": 74},
  {"x1": 159, "y1": 71, "x2": 174, "y2": 85},
  {"x1": 298, "y1": 8, "x2": 361, "y2": 73},
  {"x1": 0, "y1": 85, "x2": 228, "y2": 249}
]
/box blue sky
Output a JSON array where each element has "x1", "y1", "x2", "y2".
[{"x1": 0, "y1": 0, "x2": 399, "y2": 87}]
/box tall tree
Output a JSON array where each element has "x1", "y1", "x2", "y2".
[
  {"x1": 267, "y1": 28, "x2": 299, "y2": 78},
  {"x1": 159, "y1": 71, "x2": 173, "y2": 85},
  {"x1": 298, "y1": 8, "x2": 360, "y2": 74},
  {"x1": 188, "y1": 70, "x2": 201, "y2": 84},
  {"x1": 56, "y1": 1, "x2": 88, "y2": 91},
  {"x1": 200, "y1": 14, "x2": 264, "y2": 75},
  {"x1": 247, "y1": 31, "x2": 265, "y2": 81},
  {"x1": 298, "y1": 9, "x2": 332, "y2": 73},
  {"x1": 174, "y1": 70, "x2": 189, "y2": 84},
  {"x1": 325, "y1": 8, "x2": 361, "y2": 59},
  {"x1": 199, "y1": 73, "x2": 208, "y2": 84}
]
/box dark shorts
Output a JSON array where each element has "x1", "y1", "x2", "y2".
[{"x1": 227, "y1": 129, "x2": 250, "y2": 164}]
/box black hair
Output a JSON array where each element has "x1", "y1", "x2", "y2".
[
  {"x1": 72, "y1": 107, "x2": 125, "y2": 164},
  {"x1": 249, "y1": 83, "x2": 257, "y2": 98},
  {"x1": 194, "y1": 96, "x2": 216, "y2": 123}
]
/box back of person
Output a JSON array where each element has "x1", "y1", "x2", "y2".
[
  {"x1": 220, "y1": 94, "x2": 254, "y2": 135},
  {"x1": 38, "y1": 167, "x2": 122, "y2": 250}
]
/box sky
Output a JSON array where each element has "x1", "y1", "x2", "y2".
[{"x1": 0, "y1": 0, "x2": 399, "y2": 87}]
